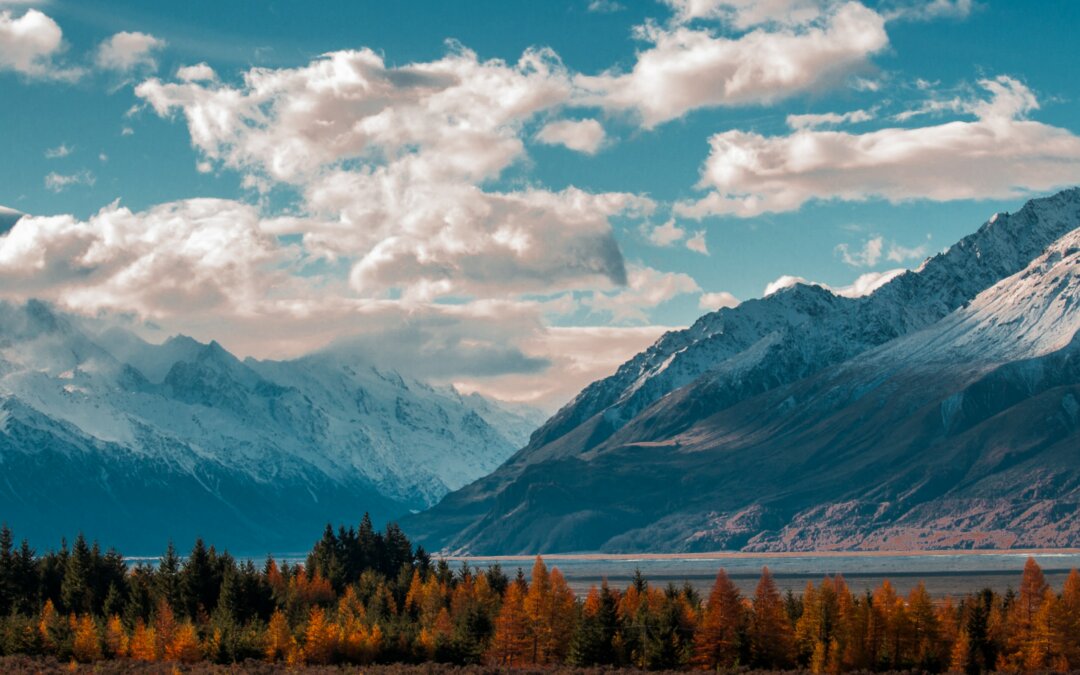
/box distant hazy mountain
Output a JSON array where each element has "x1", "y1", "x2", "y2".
[
  {"x1": 405, "y1": 188, "x2": 1080, "y2": 554},
  {"x1": 0, "y1": 304, "x2": 542, "y2": 552}
]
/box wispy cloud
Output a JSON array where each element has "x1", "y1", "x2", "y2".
[
  {"x1": 44, "y1": 169, "x2": 94, "y2": 192},
  {"x1": 44, "y1": 142, "x2": 72, "y2": 158}
]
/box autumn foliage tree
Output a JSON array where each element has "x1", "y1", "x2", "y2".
[{"x1": 3, "y1": 522, "x2": 1080, "y2": 673}]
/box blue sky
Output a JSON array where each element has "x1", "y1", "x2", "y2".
[{"x1": 2, "y1": 0, "x2": 1080, "y2": 407}]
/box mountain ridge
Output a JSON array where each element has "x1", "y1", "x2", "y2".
[
  {"x1": 0, "y1": 304, "x2": 542, "y2": 551},
  {"x1": 404, "y1": 188, "x2": 1080, "y2": 554}
]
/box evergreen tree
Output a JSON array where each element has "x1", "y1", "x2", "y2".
[
  {"x1": 60, "y1": 533, "x2": 93, "y2": 614},
  {"x1": 0, "y1": 524, "x2": 13, "y2": 615},
  {"x1": 181, "y1": 538, "x2": 218, "y2": 617}
]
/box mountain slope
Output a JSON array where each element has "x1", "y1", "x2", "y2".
[
  {"x1": 405, "y1": 189, "x2": 1080, "y2": 554},
  {"x1": 0, "y1": 305, "x2": 537, "y2": 551}
]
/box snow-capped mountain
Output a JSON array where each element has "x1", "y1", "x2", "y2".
[
  {"x1": 0, "y1": 304, "x2": 541, "y2": 551},
  {"x1": 405, "y1": 188, "x2": 1080, "y2": 554}
]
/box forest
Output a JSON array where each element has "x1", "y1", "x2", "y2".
[{"x1": 0, "y1": 518, "x2": 1078, "y2": 673}]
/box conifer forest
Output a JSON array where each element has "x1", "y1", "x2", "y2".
[{"x1": 0, "y1": 518, "x2": 1078, "y2": 672}]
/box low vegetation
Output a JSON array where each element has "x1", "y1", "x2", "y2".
[{"x1": 0, "y1": 519, "x2": 1077, "y2": 672}]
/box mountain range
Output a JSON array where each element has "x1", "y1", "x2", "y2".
[
  {"x1": 0, "y1": 304, "x2": 543, "y2": 552},
  {"x1": 404, "y1": 188, "x2": 1080, "y2": 554}
]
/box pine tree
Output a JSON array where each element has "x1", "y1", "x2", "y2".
[
  {"x1": 181, "y1": 538, "x2": 218, "y2": 617},
  {"x1": 489, "y1": 578, "x2": 529, "y2": 666},
  {"x1": 693, "y1": 569, "x2": 745, "y2": 670},
  {"x1": 165, "y1": 620, "x2": 203, "y2": 663},
  {"x1": 152, "y1": 597, "x2": 178, "y2": 660},
  {"x1": 71, "y1": 614, "x2": 102, "y2": 662},
  {"x1": 750, "y1": 566, "x2": 795, "y2": 669},
  {"x1": 1051, "y1": 568, "x2": 1080, "y2": 668},
  {"x1": 104, "y1": 614, "x2": 128, "y2": 658},
  {"x1": 60, "y1": 533, "x2": 93, "y2": 614},
  {"x1": 154, "y1": 542, "x2": 182, "y2": 610},
  {"x1": 302, "y1": 605, "x2": 337, "y2": 664},
  {"x1": 265, "y1": 609, "x2": 295, "y2": 662},
  {"x1": 523, "y1": 556, "x2": 550, "y2": 664},
  {"x1": 128, "y1": 619, "x2": 157, "y2": 661},
  {"x1": 0, "y1": 524, "x2": 13, "y2": 616},
  {"x1": 908, "y1": 581, "x2": 942, "y2": 670}
]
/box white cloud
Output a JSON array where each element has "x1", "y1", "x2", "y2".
[
  {"x1": 44, "y1": 169, "x2": 94, "y2": 192},
  {"x1": 647, "y1": 218, "x2": 685, "y2": 247},
  {"x1": 176, "y1": 62, "x2": 216, "y2": 82},
  {"x1": 455, "y1": 325, "x2": 676, "y2": 407},
  {"x1": 587, "y1": 0, "x2": 625, "y2": 13},
  {"x1": 44, "y1": 142, "x2": 72, "y2": 158},
  {"x1": 0, "y1": 8, "x2": 79, "y2": 79},
  {"x1": 137, "y1": 45, "x2": 571, "y2": 183},
  {"x1": 332, "y1": 182, "x2": 647, "y2": 299},
  {"x1": 137, "y1": 46, "x2": 654, "y2": 301},
  {"x1": 786, "y1": 107, "x2": 873, "y2": 129},
  {"x1": 0, "y1": 199, "x2": 284, "y2": 317},
  {"x1": 886, "y1": 240, "x2": 928, "y2": 263},
  {"x1": 835, "y1": 269, "x2": 907, "y2": 296},
  {"x1": 699, "y1": 290, "x2": 739, "y2": 310},
  {"x1": 95, "y1": 31, "x2": 165, "y2": 73},
  {"x1": 662, "y1": 0, "x2": 832, "y2": 29},
  {"x1": 836, "y1": 235, "x2": 882, "y2": 267},
  {"x1": 836, "y1": 235, "x2": 928, "y2": 267},
  {"x1": 576, "y1": 2, "x2": 888, "y2": 127},
  {"x1": 885, "y1": 0, "x2": 974, "y2": 21},
  {"x1": 679, "y1": 76, "x2": 1080, "y2": 217},
  {"x1": 586, "y1": 265, "x2": 700, "y2": 322},
  {"x1": 535, "y1": 118, "x2": 606, "y2": 154},
  {"x1": 686, "y1": 230, "x2": 709, "y2": 255},
  {"x1": 763, "y1": 268, "x2": 906, "y2": 298}
]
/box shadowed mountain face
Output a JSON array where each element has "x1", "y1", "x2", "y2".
[
  {"x1": 0, "y1": 306, "x2": 543, "y2": 552},
  {"x1": 404, "y1": 189, "x2": 1080, "y2": 554}
]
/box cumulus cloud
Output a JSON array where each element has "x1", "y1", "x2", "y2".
[
  {"x1": 576, "y1": 2, "x2": 888, "y2": 127},
  {"x1": 95, "y1": 31, "x2": 165, "y2": 73},
  {"x1": 686, "y1": 230, "x2": 709, "y2": 255},
  {"x1": 44, "y1": 169, "x2": 94, "y2": 192},
  {"x1": 136, "y1": 45, "x2": 655, "y2": 300},
  {"x1": 0, "y1": 199, "x2": 286, "y2": 317},
  {"x1": 886, "y1": 240, "x2": 928, "y2": 263},
  {"x1": 836, "y1": 235, "x2": 883, "y2": 267},
  {"x1": 136, "y1": 45, "x2": 571, "y2": 183},
  {"x1": 0, "y1": 8, "x2": 79, "y2": 79},
  {"x1": 535, "y1": 118, "x2": 606, "y2": 154},
  {"x1": 332, "y1": 183, "x2": 645, "y2": 299},
  {"x1": 647, "y1": 218, "x2": 686, "y2": 246},
  {"x1": 586, "y1": 265, "x2": 700, "y2": 322},
  {"x1": 699, "y1": 290, "x2": 739, "y2": 310},
  {"x1": 175, "y1": 62, "x2": 216, "y2": 82},
  {"x1": 678, "y1": 76, "x2": 1080, "y2": 217}
]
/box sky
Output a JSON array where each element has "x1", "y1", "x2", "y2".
[{"x1": 2, "y1": 0, "x2": 1080, "y2": 409}]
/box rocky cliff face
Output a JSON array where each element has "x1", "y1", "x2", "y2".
[{"x1": 405, "y1": 189, "x2": 1080, "y2": 554}]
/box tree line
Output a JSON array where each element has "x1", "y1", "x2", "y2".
[{"x1": 1, "y1": 519, "x2": 1078, "y2": 671}]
